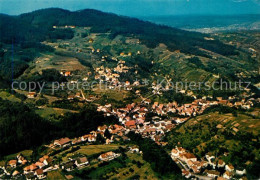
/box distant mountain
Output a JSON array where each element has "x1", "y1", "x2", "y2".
[
  {"x1": 141, "y1": 14, "x2": 260, "y2": 33},
  {"x1": 0, "y1": 8, "x2": 237, "y2": 56}
]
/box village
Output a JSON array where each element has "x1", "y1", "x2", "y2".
[
  {"x1": 1, "y1": 25, "x2": 259, "y2": 180},
  {"x1": 1, "y1": 90, "x2": 258, "y2": 179}
]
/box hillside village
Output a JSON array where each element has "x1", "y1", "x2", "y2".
[
  {"x1": 0, "y1": 92, "x2": 258, "y2": 179},
  {"x1": 0, "y1": 21, "x2": 259, "y2": 180}
]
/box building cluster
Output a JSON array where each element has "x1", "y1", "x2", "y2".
[
  {"x1": 0, "y1": 154, "x2": 57, "y2": 179},
  {"x1": 97, "y1": 96, "x2": 258, "y2": 146},
  {"x1": 94, "y1": 64, "x2": 133, "y2": 90},
  {"x1": 0, "y1": 126, "x2": 124, "y2": 179},
  {"x1": 172, "y1": 146, "x2": 208, "y2": 178},
  {"x1": 172, "y1": 146, "x2": 247, "y2": 179}
]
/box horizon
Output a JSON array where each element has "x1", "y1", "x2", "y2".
[{"x1": 1, "y1": 0, "x2": 260, "y2": 17}]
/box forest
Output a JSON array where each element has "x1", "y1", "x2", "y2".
[{"x1": 0, "y1": 98, "x2": 118, "y2": 157}]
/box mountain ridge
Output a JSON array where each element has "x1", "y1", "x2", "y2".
[{"x1": 0, "y1": 8, "x2": 238, "y2": 57}]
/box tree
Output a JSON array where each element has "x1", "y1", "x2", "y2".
[{"x1": 104, "y1": 129, "x2": 112, "y2": 139}]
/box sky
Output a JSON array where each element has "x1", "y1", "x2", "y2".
[{"x1": 0, "y1": 0, "x2": 260, "y2": 17}]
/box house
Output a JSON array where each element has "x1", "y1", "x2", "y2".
[
  {"x1": 98, "y1": 151, "x2": 119, "y2": 161},
  {"x1": 61, "y1": 161, "x2": 75, "y2": 171},
  {"x1": 125, "y1": 120, "x2": 136, "y2": 129},
  {"x1": 217, "y1": 177, "x2": 227, "y2": 180},
  {"x1": 17, "y1": 154, "x2": 26, "y2": 164},
  {"x1": 171, "y1": 149, "x2": 179, "y2": 157},
  {"x1": 182, "y1": 153, "x2": 197, "y2": 163},
  {"x1": 225, "y1": 164, "x2": 235, "y2": 172},
  {"x1": 75, "y1": 92, "x2": 81, "y2": 98},
  {"x1": 218, "y1": 159, "x2": 226, "y2": 168},
  {"x1": 129, "y1": 146, "x2": 139, "y2": 153},
  {"x1": 27, "y1": 92, "x2": 36, "y2": 99},
  {"x1": 65, "y1": 175, "x2": 74, "y2": 180},
  {"x1": 133, "y1": 81, "x2": 140, "y2": 86},
  {"x1": 176, "y1": 147, "x2": 186, "y2": 154},
  {"x1": 72, "y1": 138, "x2": 82, "y2": 145},
  {"x1": 125, "y1": 81, "x2": 130, "y2": 86},
  {"x1": 54, "y1": 137, "x2": 71, "y2": 147},
  {"x1": 217, "y1": 97, "x2": 223, "y2": 101},
  {"x1": 39, "y1": 155, "x2": 52, "y2": 166},
  {"x1": 143, "y1": 99, "x2": 151, "y2": 105},
  {"x1": 75, "y1": 157, "x2": 89, "y2": 167},
  {"x1": 64, "y1": 71, "x2": 71, "y2": 77},
  {"x1": 12, "y1": 170, "x2": 20, "y2": 177},
  {"x1": 35, "y1": 169, "x2": 45, "y2": 179},
  {"x1": 67, "y1": 95, "x2": 74, "y2": 100},
  {"x1": 206, "y1": 153, "x2": 215, "y2": 162},
  {"x1": 35, "y1": 162, "x2": 45, "y2": 169},
  {"x1": 88, "y1": 38, "x2": 94, "y2": 43},
  {"x1": 98, "y1": 125, "x2": 107, "y2": 132},
  {"x1": 182, "y1": 169, "x2": 191, "y2": 178},
  {"x1": 81, "y1": 134, "x2": 90, "y2": 142},
  {"x1": 8, "y1": 160, "x2": 17, "y2": 168},
  {"x1": 236, "y1": 167, "x2": 246, "y2": 176},
  {"x1": 43, "y1": 157, "x2": 52, "y2": 166},
  {"x1": 223, "y1": 170, "x2": 233, "y2": 179},
  {"x1": 206, "y1": 170, "x2": 220, "y2": 178},
  {"x1": 191, "y1": 165, "x2": 200, "y2": 173},
  {"x1": 88, "y1": 135, "x2": 96, "y2": 142},
  {"x1": 24, "y1": 164, "x2": 38, "y2": 173}
]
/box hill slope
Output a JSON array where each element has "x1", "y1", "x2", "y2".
[{"x1": 1, "y1": 8, "x2": 237, "y2": 56}]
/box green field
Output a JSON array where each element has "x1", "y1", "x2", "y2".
[
  {"x1": 47, "y1": 170, "x2": 65, "y2": 180},
  {"x1": 60, "y1": 144, "x2": 121, "y2": 162}
]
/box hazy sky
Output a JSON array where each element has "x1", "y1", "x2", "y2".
[{"x1": 0, "y1": 0, "x2": 260, "y2": 16}]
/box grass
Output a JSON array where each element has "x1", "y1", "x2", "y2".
[
  {"x1": 2, "y1": 150, "x2": 33, "y2": 161},
  {"x1": 0, "y1": 91, "x2": 21, "y2": 102},
  {"x1": 93, "y1": 88, "x2": 129, "y2": 102},
  {"x1": 75, "y1": 144, "x2": 120, "y2": 156},
  {"x1": 35, "y1": 107, "x2": 79, "y2": 119},
  {"x1": 187, "y1": 111, "x2": 260, "y2": 134},
  {"x1": 60, "y1": 144, "x2": 121, "y2": 162},
  {"x1": 31, "y1": 53, "x2": 87, "y2": 74},
  {"x1": 165, "y1": 110, "x2": 260, "y2": 169},
  {"x1": 46, "y1": 170, "x2": 65, "y2": 180},
  {"x1": 109, "y1": 153, "x2": 158, "y2": 180},
  {"x1": 80, "y1": 152, "x2": 158, "y2": 180},
  {"x1": 0, "y1": 161, "x2": 5, "y2": 167}
]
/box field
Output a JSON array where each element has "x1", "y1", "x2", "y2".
[
  {"x1": 73, "y1": 152, "x2": 158, "y2": 180},
  {"x1": 1, "y1": 150, "x2": 33, "y2": 162},
  {"x1": 36, "y1": 107, "x2": 79, "y2": 119},
  {"x1": 30, "y1": 53, "x2": 87, "y2": 74},
  {"x1": 48, "y1": 144, "x2": 159, "y2": 179},
  {"x1": 46, "y1": 170, "x2": 65, "y2": 180},
  {"x1": 0, "y1": 91, "x2": 22, "y2": 103},
  {"x1": 59, "y1": 144, "x2": 121, "y2": 162},
  {"x1": 108, "y1": 153, "x2": 158, "y2": 180},
  {"x1": 76, "y1": 144, "x2": 121, "y2": 156},
  {"x1": 182, "y1": 110, "x2": 260, "y2": 135}
]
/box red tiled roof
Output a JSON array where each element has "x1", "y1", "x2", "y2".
[
  {"x1": 8, "y1": 160, "x2": 17, "y2": 165},
  {"x1": 35, "y1": 169, "x2": 43, "y2": 175},
  {"x1": 184, "y1": 153, "x2": 196, "y2": 159},
  {"x1": 125, "y1": 120, "x2": 136, "y2": 127},
  {"x1": 54, "y1": 137, "x2": 71, "y2": 145}
]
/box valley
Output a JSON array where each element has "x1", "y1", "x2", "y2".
[{"x1": 0, "y1": 8, "x2": 259, "y2": 180}]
